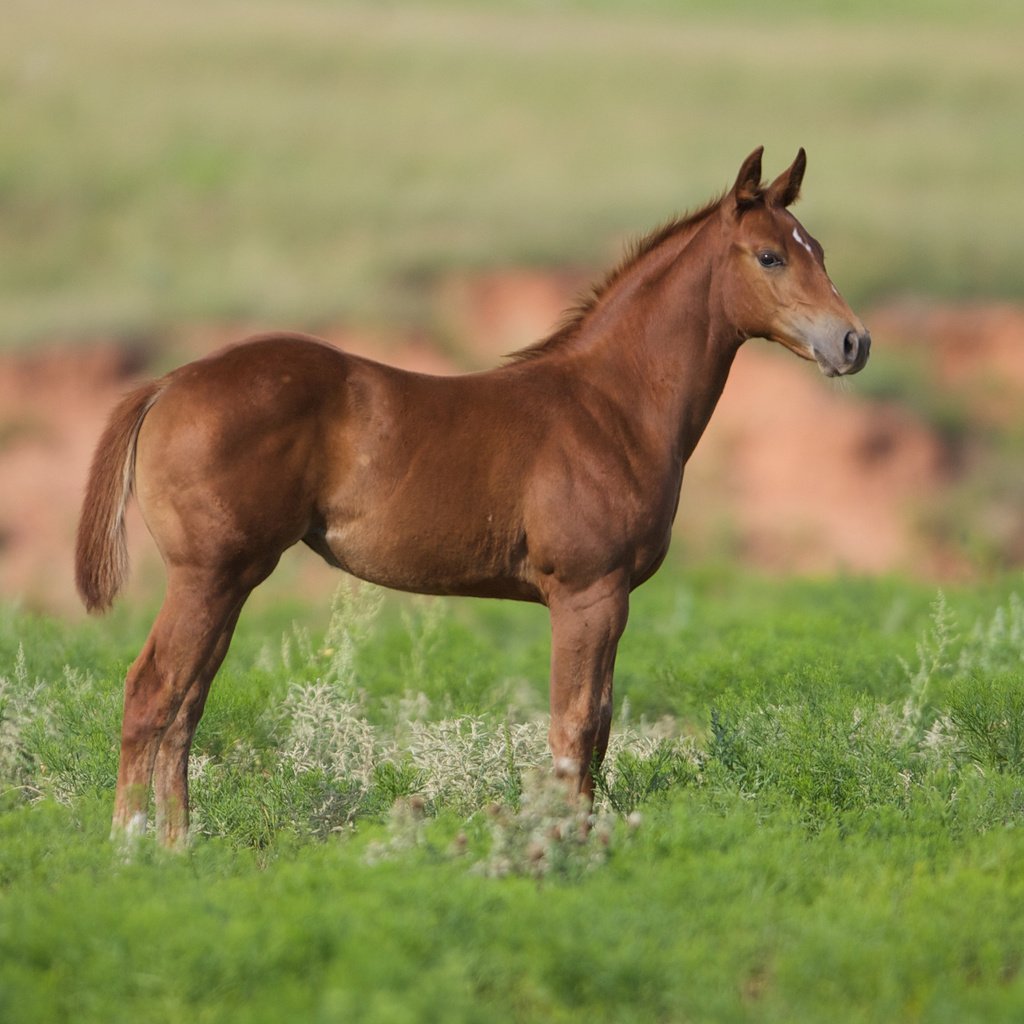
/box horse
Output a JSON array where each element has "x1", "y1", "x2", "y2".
[{"x1": 76, "y1": 147, "x2": 870, "y2": 848}]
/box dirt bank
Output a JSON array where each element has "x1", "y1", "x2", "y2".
[{"x1": 2, "y1": 286, "x2": 1021, "y2": 611}]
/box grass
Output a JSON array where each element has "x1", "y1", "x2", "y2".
[
  {"x1": 2, "y1": 0, "x2": 1023, "y2": 346},
  {"x1": 3, "y1": 565, "x2": 1024, "y2": 1020}
]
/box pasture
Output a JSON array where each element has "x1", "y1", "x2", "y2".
[
  {"x1": 3, "y1": 570, "x2": 1024, "y2": 1020},
  {"x1": 3, "y1": 0, "x2": 1024, "y2": 1021}
]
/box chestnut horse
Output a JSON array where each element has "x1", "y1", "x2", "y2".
[{"x1": 77, "y1": 148, "x2": 869, "y2": 847}]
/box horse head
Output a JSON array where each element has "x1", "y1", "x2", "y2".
[{"x1": 720, "y1": 146, "x2": 870, "y2": 377}]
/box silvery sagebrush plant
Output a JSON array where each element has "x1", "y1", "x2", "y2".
[
  {"x1": 473, "y1": 769, "x2": 617, "y2": 881},
  {"x1": 0, "y1": 644, "x2": 49, "y2": 795},
  {"x1": 898, "y1": 590, "x2": 956, "y2": 737},
  {"x1": 404, "y1": 716, "x2": 549, "y2": 815}
]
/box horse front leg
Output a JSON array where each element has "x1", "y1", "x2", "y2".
[{"x1": 546, "y1": 576, "x2": 629, "y2": 801}]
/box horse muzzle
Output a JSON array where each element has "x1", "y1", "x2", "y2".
[{"x1": 814, "y1": 326, "x2": 871, "y2": 378}]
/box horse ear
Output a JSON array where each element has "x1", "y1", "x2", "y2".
[
  {"x1": 731, "y1": 146, "x2": 765, "y2": 211},
  {"x1": 766, "y1": 147, "x2": 806, "y2": 208}
]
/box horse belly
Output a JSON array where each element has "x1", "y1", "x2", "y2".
[
  {"x1": 320, "y1": 505, "x2": 533, "y2": 600},
  {"x1": 313, "y1": 359, "x2": 541, "y2": 599}
]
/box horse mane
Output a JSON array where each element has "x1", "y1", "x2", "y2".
[{"x1": 506, "y1": 194, "x2": 725, "y2": 364}]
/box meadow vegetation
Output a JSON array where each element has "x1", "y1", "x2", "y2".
[
  {"x1": 2, "y1": 0, "x2": 1023, "y2": 346},
  {"x1": 3, "y1": 566, "x2": 1024, "y2": 1021}
]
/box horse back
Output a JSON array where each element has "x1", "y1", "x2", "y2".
[{"x1": 131, "y1": 335, "x2": 546, "y2": 595}]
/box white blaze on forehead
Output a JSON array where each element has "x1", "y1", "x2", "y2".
[{"x1": 792, "y1": 227, "x2": 815, "y2": 258}]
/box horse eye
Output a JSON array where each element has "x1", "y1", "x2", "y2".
[{"x1": 758, "y1": 251, "x2": 783, "y2": 269}]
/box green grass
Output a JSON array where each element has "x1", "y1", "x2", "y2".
[
  {"x1": 4, "y1": 565, "x2": 1024, "y2": 1020},
  {"x1": 2, "y1": 0, "x2": 1022, "y2": 346}
]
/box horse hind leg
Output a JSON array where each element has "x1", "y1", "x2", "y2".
[
  {"x1": 111, "y1": 569, "x2": 256, "y2": 848},
  {"x1": 151, "y1": 600, "x2": 247, "y2": 849}
]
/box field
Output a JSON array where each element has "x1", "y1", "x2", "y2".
[
  {"x1": 4, "y1": 568, "x2": 1024, "y2": 1020},
  {"x1": 2, "y1": 0, "x2": 1023, "y2": 346},
  {"x1": 4, "y1": 0, "x2": 1024, "y2": 1021}
]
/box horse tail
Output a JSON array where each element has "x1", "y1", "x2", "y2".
[{"x1": 75, "y1": 379, "x2": 164, "y2": 613}]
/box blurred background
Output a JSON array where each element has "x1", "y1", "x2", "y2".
[{"x1": 2, "y1": 0, "x2": 1023, "y2": 611}]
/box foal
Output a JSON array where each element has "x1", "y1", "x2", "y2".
[{"x1": 77, "y1": 147, "x2": 869, "y2": 847}]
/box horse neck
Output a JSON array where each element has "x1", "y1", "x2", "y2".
[{"x1": 564, "y1": 216, "x2": 741, "y2": 463}]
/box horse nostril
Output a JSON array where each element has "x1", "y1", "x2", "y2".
[{"x1": 843, "y1": 330, "x2": 858, "y2": 362}]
